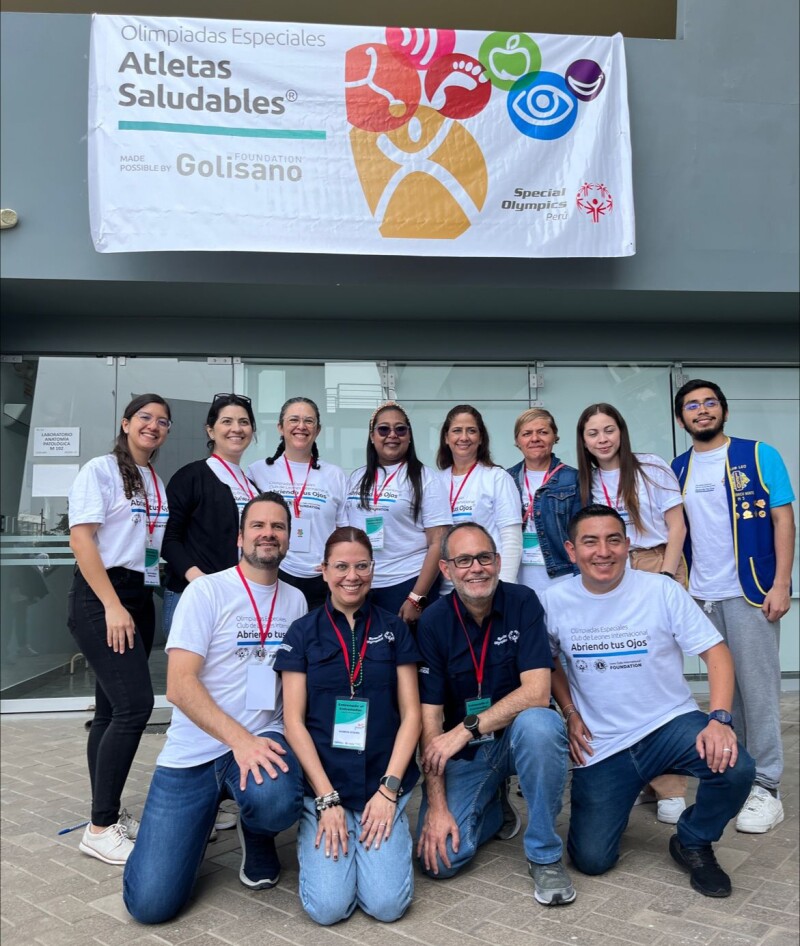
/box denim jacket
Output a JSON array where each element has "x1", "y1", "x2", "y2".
[{"x1": 506, "y1": 455, "x2": 581, "y2": 578}]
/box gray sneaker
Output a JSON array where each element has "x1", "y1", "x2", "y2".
[
  {"x1": 496, "y1": 778, "x2": 522, "y2": 841},
  {"x1": 528, "y1": 859, "x2": 576, "y2": 906}
]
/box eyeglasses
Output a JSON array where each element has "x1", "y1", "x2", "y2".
[
  {"x1": 285, "y1": 415, "x2": 318, "y2": 427},
  {"x1": 444, "y1": 552, "x2": 498, "y2": 569},
  {"x1": 213, "y1": 392, "x2": 252, "y2": 405},
  {"x1": 683, "y1": 398, "x2": 721, "y2": 412},
  {"x1": 135, "y1": 411, "x2": 172, "y2": 430},
  {"x1": 374, "y1": 424, "x2": 410, "y2": 437},
  {"x1": 326, "y1": 561, "x2": 374, "y2": 574}
]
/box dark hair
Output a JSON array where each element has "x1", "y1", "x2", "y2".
[
  {"x1": 576, "y1": 402, "x2": 663, "y2": 536},
  {"x1": 114, "y1": 394, "x2": 171, "y2": 500},
  {"x1": 567, "y1": 503, "x2": 627, "y2": 543},
  {"x1": 205, "y1": 394, "x2": 256, "y2": 451},
  {"x1": 436, "y1": 404, "x2": 497, "y2": 470},
  {"x1": 674, "y1": 379, "x2": 728, "y2": 419},
  {"x1": 265, "y1": 397, "x2": 321, "y2": 470},
  {"x1": 240, "y1": 491, "x2": 292, "y2": 532},
  {"x1": 357, "y1": 403, "x2": 424, "y2": 522},
  {"x1": 440, "y1": 522, "x2": 497, "y2": 560},
  {"x1": 323, "y1": 526, "x2": 373, "y2": 563}
]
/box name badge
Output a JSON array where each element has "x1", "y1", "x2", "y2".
[
  {"x1": 365, "y1": 516, "x2": 384, "y2": 551},
  {"x1": 245, "y1": 662, "x2": 277, "y2": 710},
  {"x1": 465, "y1": 696, "x2": 494, "y2": 745},
  {"x1": 332, "y1": 697, "x2": 369, "y2": 750},
  {"x1": 143, "y1": 545, "x2": 161, "y2": 587},
  {"x1": 291, "y1": 522, "x2": 311, "y2": 553},
  {"x1": 521, "y1": 531, "x2": 545, "y2": 566}
]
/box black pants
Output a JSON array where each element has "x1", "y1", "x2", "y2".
[{"x1": 67, "y1": 568, "x2": 155, "y2": 826}]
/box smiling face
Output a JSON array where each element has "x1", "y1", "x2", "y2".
[
  {"x1": 278, "y1": 404, "x2": 320, "y2": 459},
  {"x1": 441, "y1": 526, "x2": 500, "y2": 609},
  {"x1": 566, "y1": 514, "x2": 630, "y2": 594},
  {"x1": 122, "y1": 401, "x2": 171, "y2": 464},
  {"x1": 371, "y1": 408, "x2": 411, "y2": 465},
  {"x1": 446, "y1": 412, "x2": 481, "y2": 468},
  {"x1": 322, "y1": 540, "x2": 374, "y2": 612},
  {"x1": 677, "y1": 386, "x2": 728, "y2": 446},
  {"x1": 581, "y1": 412, "x2": 621, "y2": 469},
  {"x1": 515, "y1": 418, "x2": 556, "y2": 470},
  {"x1": 238, "y1": 500, "x2": 290, "y2": 572},
  {"x1": 207, "y1": 406, "x2": 253, "y2": 463}
]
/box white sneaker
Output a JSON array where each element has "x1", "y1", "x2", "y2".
[
  {"x1": 118, "y1": 808, "x2": 139, "y2": 840},
  {"x1": 215, "y1": 804, "x2": 238, "y2": 831},
  {"x1": 633, "y1": 789, "x2": 657, "y2": 807},
  {"x1": 735, "y1": 786, "x2": 784, "y2": 834},
  {"x1": 656, "y1": 797, "x2": 686, "y2": 825},
  {"x1": 79, "y1": 823, "x2": 134, "y2": 865}
]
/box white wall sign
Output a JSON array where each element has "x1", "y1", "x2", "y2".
[
  {"x1": 89, "y1": 16, "x2": 634, "y2": 258},
  {"x1": 33, "y1": 427, "x2": 81, "y2": 457}
]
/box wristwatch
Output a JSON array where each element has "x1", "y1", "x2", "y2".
[
  {"x1": 407, "y1": 591, "x2": 427, "y2": 606},
  {"x1": 380, "y1": 774, "x2": 402, "y2": 793},
  {"x1": 463, "y1": 714, "x2": 481, "y2": 738},
  {"x1": 708, "y1": 709, "x2": 734, "y2": 727}
]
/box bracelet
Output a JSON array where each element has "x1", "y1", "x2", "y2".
[
  {"x1": 660, "y1": 570, "x2": 677, "y2": 580},
  {"x1": 406, "y1": 595, "x2": 423, "y2": 612},
  {"x1": 314, "y1": 790, "x2": 341, "y2": 819},
  {"x1": 378, "y1": 788, "x2": 398, "y2": 803},
  {"x1": 563, "y1": 707, "x2": 580, "y2": 723}
]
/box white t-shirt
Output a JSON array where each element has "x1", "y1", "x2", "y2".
[
  {"x1": 160, "y1": 567, "x2": 308, "y2": 768},
  {"x1": 345, "y1": 463, "x2": 452, "y2": 587},
  {"x1": 245, "y1": 457, "x2": 348, "y2": 577},
  {"x1": 206, "y1": 456, "x2": 256, "y2": 519},
  {"x1": 681, "y1": 444, "x2": 739, "y2": 600},
  {"x1": 590, "y1": 454, "x2": 683, "y2": 549},
  {"x1": 437, "y1": 463, "x2": 522, "y2": 594},
  {"x1": 68, "y1": 454, "x2": 168, "y2": 571},
  {"x1": 542, "y1": 569, "x2": 722, "y2": 766}
]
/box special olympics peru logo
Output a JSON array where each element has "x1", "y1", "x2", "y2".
[
  {"x1": 576, "y1": 182, "x2": 614, "y2": 223},
  {"x1": 345, "y1": 28, "x2": 489, "y2": 240}
]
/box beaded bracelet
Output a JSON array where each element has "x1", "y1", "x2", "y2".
[{"x1": 314, "y1": 790, "x2": 342, "y2": 820}]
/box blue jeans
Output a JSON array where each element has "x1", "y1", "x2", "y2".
[
  {"x1": 161, "y1": 588, "x2": 182, "y2": 637},
  {"x1": 297, "y1": 794, "x2": 414, "y2": 925},
  {"x1": 123, "y1": 732, "x2": 303, "y2": 924},
  {"x1": 568, "y1": 710, "x2": 756, "y2": 875},
  {"x1": 418, "y1": 706, "x2": 567, "y2": 877}
]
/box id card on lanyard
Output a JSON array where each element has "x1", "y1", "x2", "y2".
[
  {"x1": 453, "y1": 597, "x2": 495, "y2": 745},
  {"x1": 368, "y1": 464, "x2": 404, "y2": 551},
  {"x1": 521, "y1": 464, "x2": 562, "y2": 568},
  {"x1": 237, "y1": 566, "x2": 279, "y2": 711},
  {"x1": 284, "y1": 457, "x2": 313, "y2": 553},
  {"x1": 326, "y1": 605, "x2": 372, "y2": 751},
  {"x1": 143, "y1": 465, "x2": 162, "y2": 587}
]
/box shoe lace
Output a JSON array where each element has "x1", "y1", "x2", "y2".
[
  {"x1": 119, "y1": 807, "x2": 139, "y2": 830},
  {"x1": 742, "y1": 791, "x2": 770, "y2": 813},
  {"x1": 535, "y1": 863, "x2": 567, "y2": 885},
  {"x1": 108, "y1": 823, "x2": 130, "y2": 844}
]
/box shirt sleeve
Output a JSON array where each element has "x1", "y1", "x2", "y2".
[
  {"x1": 390, "y1": 616, "x2": 422, "y2": 665},
  {"x1": 416, "y1": 611, "x2": 448, "y2": 706},
  {"x1": 514, "y1": 589, "x2": 555, "y2": 673},
  {"x1": 161, "y1": 463, "x2": 200, "y2": 579},
  {"x1": 68, "y1": 456, "x2": 114, "y2": 527},
  {"x1": 165, "y1": 577, "x2": 216, "y2": 658},
  {"x1": 332, "y1": 466, "x2": 350, "y2": 528},
  {"x1": 757, "y1": 443, "x2": 796, "y2": 507},
  {"x1": 640, "y1": 455, "x2": 683, "y2": 513},
  {"x1": 664, "y1": 580, "x2": 723, "y2": 656},
  {"x1": 273, "y1": 616, "x2": 309, "y2": 674},
  {"x1": 420, "y1": 466, "x2": 454, "y2": 529},
  {"x1": 539, "y1": 588, "x2": 563, "y2": 658},
  {"x1": 493, "y1": 468, "x2": 524, "y2": 527}
]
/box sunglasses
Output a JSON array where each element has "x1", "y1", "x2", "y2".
[
  {"x1": 374, "y1": 423, "x2": 410, "y2": 437},
  {"x1": 213, "y1": 393, "x2": 252, "y2": 405}
]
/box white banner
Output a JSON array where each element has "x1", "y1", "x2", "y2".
[{"x1": 88, "y1": 16, "x2": 635, "y2": 257}]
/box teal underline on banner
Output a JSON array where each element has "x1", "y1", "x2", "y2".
[{"x1": 118, "y1": 121, "x2": 326, "y2": 140}]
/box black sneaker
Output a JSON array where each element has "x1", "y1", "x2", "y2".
[
  {"x1": 497, "y1": 778, "x2": 522, "y2": 841},
  {"x1": 236, "y1": 817, "x2": 281, "y2": 890},
  {"x1": 669, "y1": 835, "x2": 731, "y2": 898}
]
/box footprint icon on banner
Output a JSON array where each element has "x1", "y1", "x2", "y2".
[
  {"x1": 425, "y1": 55, "x2": 491, "y2": 119},
  {"x1": 349, "y1": 105, "x2": 488, "y2": 239}
]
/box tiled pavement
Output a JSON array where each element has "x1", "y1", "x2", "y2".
[{"x1": 2, "y1": 694, "x2": 797, "y2": 946}]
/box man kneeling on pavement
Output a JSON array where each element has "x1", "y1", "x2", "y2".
[
  {"x1": 415, "y1": 522, "x2": 575, "y2": 906},
  {"x1": 543, "y1": 504, "x2": 755, "y2": 898}
]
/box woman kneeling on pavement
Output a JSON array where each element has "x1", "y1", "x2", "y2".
[{"x1": 275, "y1": 526, "x2": 421, "y2": 925}]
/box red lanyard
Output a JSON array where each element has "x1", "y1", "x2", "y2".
[
  {"x1": 143, "y1": 465, "x2": 162, "y2": 539},
  {"x1": 523, "y1": 463, "x2": 563, "y2": 525},
  {"x1": 453, "y1": 596, "x2": 492, "y2": 699},
  {"x1": 598, "y1": 472, "x2": 620, "y2": 510},
  {"x1": 373, "y1": 463, "x2": 405, "y2": 508},
  {"x1": 211, "y1": 454, "x2": 255, "y2": 499},
  {"x1": 236, "y1": 565, "x2": 278, "y2": 647},
  {"x1": 325, "y1": 604, "x2": 372, "y2": 696},
  {"x1": 284, "y1": 456, "x2": 312, "y2": 518},
  {"x1": 450, "y1": 463, "x2": 478, "y2": 512}
]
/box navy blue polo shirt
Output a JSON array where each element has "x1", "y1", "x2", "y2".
[
  {"x1": 274, "y1": 596, "x2": 420, "y2": 811},
  {"x1": 417, "y1": 581, "x2": 553, "y2": 761}
]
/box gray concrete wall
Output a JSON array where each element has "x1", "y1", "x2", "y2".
[{"x1": 1, "y1": 0, "x2": 798, "y2": 300}]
